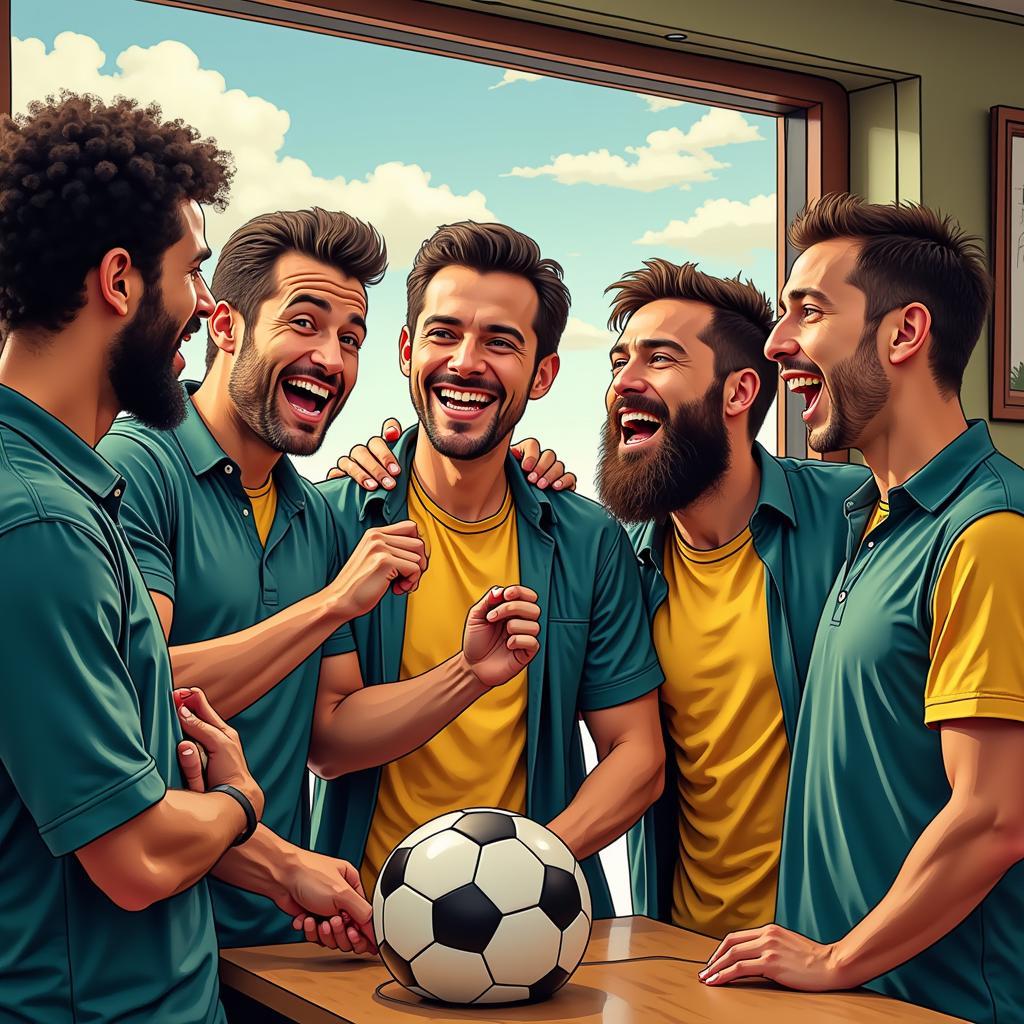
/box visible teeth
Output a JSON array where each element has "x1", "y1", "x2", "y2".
[
  {"x1": 286, "y1": 379, "x2": 330, "y2": 399},
  {"x1": 439, "y1": 387, "x2": 491, "y2": 404},
  {"x1": 787, "y1": 376, "x2": 822, "y2": 390},
  {"x1": 620, "y1": 411, "x2": 660, "y2": 424}
]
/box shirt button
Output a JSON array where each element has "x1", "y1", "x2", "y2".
[
  {"x1": 867, "y1": 540, "x2": 875, "y2": 549},
  {"x1": 846, "y1": 500, "x2": 853, "y2": 509},
  {"x1": 838, "y1": 591, "x2": 847, "y2": 602},
  {"x1": 113, "y1": 488, "x2": 122, "y2": 498},
  {"x1": 225, "y1": 465, "x2": 233, "y2": 475},
  {"x1": 242, "y1": 508, "x2": 250, "y2": 517}
]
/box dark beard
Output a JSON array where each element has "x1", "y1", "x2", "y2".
[
  {"x1": 227, "y1": 326, "x2": 343, "y2": 456},
  {"x1": 808, "y1": 321, "x2": 890, "y2": 453},
  {"x1": 596, "y1": 379, "x2": 731, "y2": 525},
  {"x1": 107, "y1": 284, "x2": 189, "y2": 431},
  {"x1": 410, "y1": 370, "x2": 522, "y2": 461}
]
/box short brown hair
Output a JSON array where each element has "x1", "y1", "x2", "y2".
[
  {"x1": 405, "y1": 221, "x2": 570, "y2": 363},
  {"x1": 0, "y1": 91, "x2": 232, "y2": 333},
  {"x1": 789, "y1": 193, "x2": 992, "y2": 394},
  {"x1": 207, "y1": 207, "x2": 387, "y2": 367},
  {"x1": 606, "y1": 259, "x2": 777, "y2": 438}
]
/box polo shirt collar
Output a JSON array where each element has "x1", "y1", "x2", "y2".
[
  {"x1": 635, "y1": 442, "x2": 796, "y2": 571},
  {"x1": 175, "y1": 380, "x2": 306, "y2": 509},
  {"x1": 360, "y1": 425, "x2": 558, "y2": 528},
  {"x1": 0, "y1": 384, "x2": 125, "y2": 515},
  {"x1": 898, "y1": 420, "x2": 995, "y2": 514}
]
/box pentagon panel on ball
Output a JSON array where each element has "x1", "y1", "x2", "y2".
[{"x1": 373, "y1": 808, "x2": 592, "y2": 1007}]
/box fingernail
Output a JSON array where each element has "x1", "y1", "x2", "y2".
[
  {"x1": 487, "y1": 610, "x2": 497, "y2": 621},
  {"x1": 389, "y1": 464, "x2": 400, "y2": 474},
  {"x1": 179, "y1": 706, "x2": 192, "y2": 719},
  {"x1": 528, "y1": 472, "x2": 537, "y2": 482},
  {"x1": 538, "y1": 478, "x2": 548, "y2": 488},
  {"x1": 383, "y1": 477, "x2": 395, "y2": 488},
  {"x1": 706, "y1": 973, "x2": 719, "y2": 984},
  {"x1": 364, "y1": 479, "x2": 378, "y2": 490},
  {"x1": 181, "y1": 747, "x2": 194, "y2": 757},
  {"x1": 553, "y1": 481, "x2": 563, "y2": 489}
]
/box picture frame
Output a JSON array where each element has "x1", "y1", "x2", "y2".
[{"x1": 991, "y1": 105, "x2": 1024, "y2": 420}]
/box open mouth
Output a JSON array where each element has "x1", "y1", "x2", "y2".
[
  {"x1": 786, "y1": 373, "x2": 825, "y2": 423},
  {"x1": 619, "y1": 409, "x2": 664, "y2": 447},
  {"x1": 280, "y1": 375, "x2": 335, "y2": 422},
  {"x1": 432, "y1": 385, "x2": 498, "y2": 419}
]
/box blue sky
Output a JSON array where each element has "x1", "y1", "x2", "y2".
[{"x1": 12, "y1": 0, "x2": 778, "y2": 490}]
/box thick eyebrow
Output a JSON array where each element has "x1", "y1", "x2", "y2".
[
  {"x1": 284, "y1": 293, "x2": 332, "y2": 313},
  {"x1": 346, "y1": 313, "x2": 368, "y2": 334},
  {"x1": 783, "y1": 287, "x2": 832, "y2": 309},
  {"x1": 423, "y1": 314, "x2": 463, "y2": 330},
  {"x1": 610, "y1": 337, "x2": 687, "y2": 360},
  {"x1": 191, "y1": 247, "x2": 212, "y2": 266}
]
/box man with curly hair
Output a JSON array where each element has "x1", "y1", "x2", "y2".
[{"x1": 0, "y1": 92, "x2": 369, "y2": 1023}]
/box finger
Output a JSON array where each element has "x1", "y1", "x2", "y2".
[
  {"x1": 302, "y1": 916, "x2": 323, "y2": 945},
  {"x1": 486, "y1": 600, "x2": 542, "y2": 623},
  {"x1": 325, "y1": 466, "x2": 345, "y2": 480},
  {"x1": 293, "y1": 914, "x2": 306, "y2": 932},
  {"x1": 177, "y1": 703, "x2": 227, "y2": 748},
  {"x1": 552, "y1": 472, "x2": 577, "y2": 493},
  {"x1": 706, "y1": 928, "x2": 765, "y2": 967},
  {"x1": 703, "y1": 936, "x2": 767, "y2": 977},
  {"x1": 535, "y1": 458, "x2": 563, "y2": 489},
  {"x1": 508, "y1": 635, "x2": 540, "y2": 661},
  {"x1": 493, "y1": 585, "x2": 539, "y2": 604},
  {"x1": 374, "y1": 520, "x2": 420, "y2": 538},
  {"x1": 503, "y1": 619, "x2": 541, "y2": 637},
  {"x1": 368, "y1": 436, "x2": 401, "y2": 478},
  {"x1": 327, "y1": 916, "x2": 355, "y2": 953},
  {"x1": 178, "y1": 687, "x2": 232, "y2": 733},
  {"x1": 469, "y1": 586, "x2": 512, "y2": 619},
  {"x1": 318, "y1": 919, "x2": 339, "y2": 950},
  {"x1": 381, "y1": 418, "x2": 402, "y2": 443},
  {"x1": 348, "y1": 445, "x2": 394, "y2": 489},
  {"x1": 512, "y1": 438, "x2": 541, "y2": 471},
  {"x1": 703, "y1": 956, "x2": 770, "y2": 986},
  {"x1": 529, "y1": 449, "x2": 557, "y2": 484},
  {"x1": 381, "y1": 535, "x2": 427, "y2": 557},
  {"x1": 340, "y1": 862, "x2": 367, "y2": 900},
  {"x1": 177, "y1": 741, "x2": 206, "y2": 792}
]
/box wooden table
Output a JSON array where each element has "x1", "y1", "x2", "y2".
[{"x1": 220, "y1": 915, "x2": 964, "y2": 1023}]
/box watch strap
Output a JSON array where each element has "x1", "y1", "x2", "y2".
[{"x1": 210, "y1": 784, "x2": 258, "y2": 846}]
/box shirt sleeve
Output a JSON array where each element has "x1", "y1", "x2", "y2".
[
  {"x1": 321, "y1": 501, "x2": 358, "y2": 657},
  {"x1": 578, "y1": 521, "x2": 665, "y2": 712},
  {"x1": 97, "y1": 430, "x2": 177, "y2": 599},
  {"x1": 0, "y1": 522, "x2": 167, "y2": 856},
  {"x1": 924, "y1": 511, "x2": 1024, "y2": 727}
]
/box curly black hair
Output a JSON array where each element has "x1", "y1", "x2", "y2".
[{"x1": 0, "y1": 91, "x2": 233, "y2": 333}]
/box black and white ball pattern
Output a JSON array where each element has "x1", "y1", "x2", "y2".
[{"x1": 373, "y1": 807, "x2": 592, "y2": 1005}]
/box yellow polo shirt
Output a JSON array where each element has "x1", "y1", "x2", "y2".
[
  {"x1": 361, "y1": 472, "x2": 528, "y2": 895},
  {"x1": 244, "y1": 476, "x2": 277, "y2": 546},
  {"x1": 653, "y1": 524, "x2": 790, "y2": 938}
]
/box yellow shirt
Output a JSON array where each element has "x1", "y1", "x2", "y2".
[
  {"x1": 361, "y1": 472, "x2": 528, "y2": 895},
  {"x1": 865, "y1": 497, "x2": 890, "y2": 538},
  {"x1": 244, "y1": 476, "x2": 277, "y2": 547},
  {"x1": 653, "y1": 524, "x2": 790, "y2": 938}
]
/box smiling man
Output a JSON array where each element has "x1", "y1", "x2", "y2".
[
  {"x1": 702, "y1": 195, "x2": 1024, "y2": 1024},
  {"x1": 97, "y1": 210, "x2": 543, "y2": 1008},
  {"x1": 311, "y1": 221, "x2": 666, "y2": 915}
]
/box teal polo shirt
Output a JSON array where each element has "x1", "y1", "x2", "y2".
[
  {"x1": 310, "y1": 428, "x2": 665, "y2": 919},
  {"x1": 98, "y1": 382, "x2": 357, "y2": 948},
  {"x1": 778, "y1": 422, "x2": 1024, "y2": 1022},
  {"x1": 626, "y1": 443, "x2": 870, "y2": 922},
  {"x1": 0, "y1": 385, "x2": 222, "y2": 1024}
]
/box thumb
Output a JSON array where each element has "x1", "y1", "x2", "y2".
[
  {"x1": 177, "y1": 740, "x2": 206, "y2": 792},
  {"x1": 382, "y1": 418, "x2": 402, "y2": 442},
  {"x1": 468, "y1": 586, "x2": 505, "y2": 624}
]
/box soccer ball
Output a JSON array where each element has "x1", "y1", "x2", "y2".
[{"x1": 373, "y1": 808, "x2": 592, "y2": 1006}]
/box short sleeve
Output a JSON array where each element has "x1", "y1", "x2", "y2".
[
  {"x1": 578, "y1": 523, "x2": 664, "y2": 712},
  {"x1": 98, "y1": 430, "x2": 177, "y2": 599},
  {"x1": 0, "y1": 522, "x2": 166, "y2": 855},
  {"x1": 924, "y1": 512, "x2": 1024, "y2": 727},
  {"x1": 321, "y1": 502, "x2": 358, "y2": 657}
]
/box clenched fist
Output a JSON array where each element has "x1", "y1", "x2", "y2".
[
  {"x1": 331, "y1": 522, "x2": 427, "y2": 621},
  {"x1": 461, "y1": 585, "x2": 542, "y2": 689}
]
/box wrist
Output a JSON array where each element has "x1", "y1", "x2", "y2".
[
  {"x1": 210, "y1": 784, "x2": 259, "y2": 846},
  {"x1": 324, "y1": 585, "x2": 355, "y2": 626},
  {"x1": 825, "y1": 938, "x2": 864, "y2": 989},
  {"x1": 453, "y1": 651, "x2": 491, "y2": 696}
]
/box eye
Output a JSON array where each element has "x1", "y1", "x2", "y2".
[
  {"x1": 291, "y1": 316, "x2": 316, "y2": 331},
  {"x1": 650, "y1": 353, "x2": 672, "y2": 364},
  {"x1": 426, "y1": 328, "x2": 456, "y2": 340},
  {"x1": 801, "y1": 305, "x2": 824, "y2": 323},
  {"x1": 340, "y1": 333, "x2": 361, "y2": 350},
  {"x1": 189, "y1": 268, "x2": 203, "y2": 280},
  {"x1": 488, "y1": 337, "x2": 515, "y2": 350},
  {"x1": 610, "y1": 358, "x2": 627, "y2": 374}
]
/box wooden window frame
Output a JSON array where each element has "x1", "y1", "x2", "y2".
[{"x1": 0, "y1": 0, "x2": 849, "y2": 457}]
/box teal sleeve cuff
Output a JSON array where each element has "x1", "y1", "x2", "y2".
[{"x1": 578, "y1": 662, "x2": 664, "y2": 712}]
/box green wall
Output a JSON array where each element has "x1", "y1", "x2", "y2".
[{"x1": 468, "y1": 0, "x2": 1024, "y2": 461}]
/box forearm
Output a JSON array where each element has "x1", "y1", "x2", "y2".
[
  {"x1": 211, "y1": 824, "x2": 296, "y2": 905},
  {"x1": 170, "y1": 589, "x2": 346, "y2": 719},
  {"x1": 546, "y1": 737, "x2": 664, "y2": 862},
  {"x1": 310, "y1": 654, "x2": 488, "y2": 778},
  {"x1": 831, "y1": 796, "x2": 1022, "y2": 987}
]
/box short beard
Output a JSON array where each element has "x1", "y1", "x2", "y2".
[
  {"x1": 410, "y1": 370, "x2": 524, "y2": 461},
  {"x1": 227, "y1": 325, "x2": 343, "y2": 456},
  {"x1": 597, "y1": 378, "x2": 731, "y2": 525},
  {"x1": 808, "y1": 321, "x2": 890, "y2": 453},
  {"x1": 108, "y1": 280, "x2": 187, "y2": 431}
]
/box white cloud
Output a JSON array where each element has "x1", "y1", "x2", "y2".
[
  {"x1": 489, "y1": 69, "x2": 542, "y2": 91},
  {"x1": 12, "y1": 33, "x2": 496, "y2": 266},
  {"x1": 634, "y1": 193, "x2": 776, "y2": 260},
  {"x1": 560, "y1": 316, "x2": 614, "y2": 351},
  {"x1": 641, "y1": 95, "x2": 684, "y2": 113},
  {"x1": 504, "y1": 108, "x2": 762, "y2": 192}
]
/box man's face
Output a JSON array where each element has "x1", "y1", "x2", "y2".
[
  {"x1": 108, "y1": 199, "x2": 213, "y2": 429},
  {"x1": 404, "y1": 266, "x2": 554, "y2": 460},
  {"x1": 766, "y1": 238, "x2": 890, "y2": 453},
  {"x1": 227, "y1": 251, "x2": 367, "y2": 456},
  {"x1": 596, "y1": 299, "x2": 731, "y2": 523}
]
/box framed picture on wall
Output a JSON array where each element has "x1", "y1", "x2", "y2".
[{"x1": 992, "y1": 105, "x2": 1024, "y2": 420}]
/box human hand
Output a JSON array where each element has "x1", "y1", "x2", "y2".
[
  {"x1": 327, "y1": 418, "x2": 403, "y2": 489},
  {"x1": 332, "y1": 521, "x2": 427, "y2": 617},
  {"x1": 511, "y1": 437, "x2": 577, "y2": 492},
  {"x1": 461, "y1": 585, "x2": 541, "y2": 688}
]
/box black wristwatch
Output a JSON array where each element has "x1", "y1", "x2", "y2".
[{"x1": 211, "y1": 784, "x2": 259, "y2": 846}]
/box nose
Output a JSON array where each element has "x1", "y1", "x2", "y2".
[
  {"x1": 764, "y1": 316, "x2": 800, "y2": 363},
  {"x1": 611, "y1": 354, "x2": 648, "y2": 399},
  {"x1": 448, "y1": 336, "x2": 486, "y2": 378},
  {"x1": 194, "y1": 273, "x2": 215, "y2": 320},
  {"x1": 308, "y1": 333, "x2": 346, "y2": 378}
]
